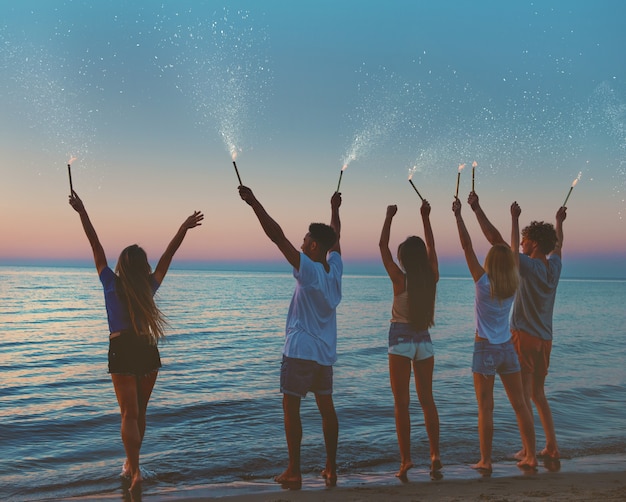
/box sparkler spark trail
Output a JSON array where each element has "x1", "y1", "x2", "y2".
[{"x1": 563, "y1": 171, "x2": 582, "y2": 206}]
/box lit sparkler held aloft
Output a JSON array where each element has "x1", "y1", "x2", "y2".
[
  {"x1": 408, "y1": 168, "x2": 424, "y2": 201},
  {"x1": 563, "y1": 172, "x2": 582, "y2": 206},
  {"x1": 336, "y1": 164, "x2": 348, "y2": 193},
  {"x1": 471, "y1": 161, "x2": 478, "y2": 192},
  {"x1": 231, "y1": 151, "x2": 243, "y2": 186},
  {"x1": 67, "y1": 156, "x2": 77, "y2": 195},
  {"x1": 455, "y1": 163, "x2": 466, "y2": 199}
]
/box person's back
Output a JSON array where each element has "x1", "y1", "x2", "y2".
[
  {"x1": 475, "y1": 273, "x2": 514, "y2": 344},
  {"x1": 511, "y1": 253, "x2": 561, "y2": 341},
  {"x1": 285, "y1": 251, "x2": 342, "y2": 365}
]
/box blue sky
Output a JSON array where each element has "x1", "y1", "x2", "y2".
[{"x1": 1, "y1": 1, "x2": 625, "y2": 278}]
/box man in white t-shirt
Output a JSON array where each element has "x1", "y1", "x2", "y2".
[{"x1": 239, "y1": 185, "x2": 342, "y2": 488}]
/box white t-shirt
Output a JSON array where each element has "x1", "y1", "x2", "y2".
[{"x1": 283, "y1": 251, "x2": 343, "y2": 365}]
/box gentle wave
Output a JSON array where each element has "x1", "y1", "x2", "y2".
[{"x1": 1, "y1": 267, "x2": 625, "y2": 500}]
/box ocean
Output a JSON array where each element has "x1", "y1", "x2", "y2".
[{"x1": 1, "y1": 265, "x2": 625, "y2": 501}]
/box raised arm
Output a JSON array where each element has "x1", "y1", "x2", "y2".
[
  {"x1": 153, "y1": 210, "x2": 204, "y2": 285},
  {"x1": 510, "y1": 201, "x2": 521, "y2": 267},
  {"x1": 379, "y1": 205, "x2": 404, "y2": 292},
  {"x1": 69, "y1": 191, "x2": 108, "y2": 275},
  {"x1": 552, "y1": 206, "x2": 567, "y2": 258},
  {"x1": 329, "y1": 191, "x2": 342, "y2": 255},
  {"x1": 421, "y1": 199, "x2": 439, "y2": 283},
  {"x1": 239, "y1": 185, "x2": 300, "y2": 270},
  {"x1": 468, "y1": 191, "x2": 507, "y2": 246},
  {"x1": 453, "y1": 198, "x2": 484, "y2": 282}
]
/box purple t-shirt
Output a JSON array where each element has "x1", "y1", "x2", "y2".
[{"x1": 99, "y1": 267, "x2": 159, "y2": 334}]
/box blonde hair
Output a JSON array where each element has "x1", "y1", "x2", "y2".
[
  {"x1": 484, "y1": 244, "x2": 519, "y2": 300},
  {"x1": 115, "y1": 245, "x2": 166, "y2": 343}
]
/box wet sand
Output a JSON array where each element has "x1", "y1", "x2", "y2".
[{"x1": 64, "y1": 454, "x2": 626, "y2": 501}]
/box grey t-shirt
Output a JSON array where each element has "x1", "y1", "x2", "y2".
[{"x1": 511, "y1": 254, "x2": 562, "y2": 341}]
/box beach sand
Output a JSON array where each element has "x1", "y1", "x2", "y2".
[{"x1": 64, "y1": 454, "x2": 624, "y2": 502}]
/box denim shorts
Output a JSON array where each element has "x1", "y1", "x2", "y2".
[
  {"x1": 280, "y1": 355, "x2": 333, "y2": 398},
  {"x1": 472, "y1": 338, "x2": 520, "y2": 376},
  {"x1": 388, "y1": 322, "x2": 434, "y2": 361},
  {"x1": 108, "y1": 330, "x2": 161, "y2": 376}
]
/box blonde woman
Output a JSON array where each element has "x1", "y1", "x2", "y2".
[
  {"x1": 452, "y1": 196, "x2": 536, "y2": 474},
  {"x1": 69, "y1": 191, "x2": 203, "y2": 491},
  {"x1": 379, "y1": 201, "x2": 441, "y2": 480}
]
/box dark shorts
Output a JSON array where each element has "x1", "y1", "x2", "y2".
[
  {"x1": 108, "y1": 330, "x2": 161, "y2": 376},
  {"x1": 472, "y1": 338, "x2": 520, "y2": 376},
  {"x1": 280, "y1": 355, "x2": 333, "y2": 398},
  {"x1": 511, "y1": 329, "x2": 552, "y2": 377}
]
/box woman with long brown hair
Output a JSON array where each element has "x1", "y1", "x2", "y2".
[
  {"x1": 452, "y1": 195, "x2": 537, "y2": 474},
  {"x1": 69, "y1": 191, "x2": 203, "y2": 491},
  {"x1": 379, "y1": 200, "x2": 441, "y2": 480}
]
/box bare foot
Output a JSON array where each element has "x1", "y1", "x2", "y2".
[
  {"x1": 321, "y1": 468, "x2": 337, "y2": 487},
  {"x1": 540, "y1": 447, "x2": 560, "y2": 460},
  {"x1": 517, "y1": 456, "x2": 538, "y2": 472},
  {"x1": 471, "y1": 461, "x2": 492, "y2": 476},
  {"x1": 513, "y1": 448, "x2": 525, "y2": 460},
  {"x1": 129, "y1": 471, "x2": 143, "y2": 492},
  {"x1": 395, "y1": 461, "x2": 414, "y2": 480},
  {"x1": 274, "y1": 469, "x2": 302, "y2": 489}
]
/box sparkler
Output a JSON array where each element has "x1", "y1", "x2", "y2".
[
  {"x1": 472, "y1": 161, "x2": 477, "y2": 192},
  {"x1": 231, "y1": 152, "x2": 243, "y2": 186},
  {"x1": 67, "y1": 156, "x2": 77, "y2": 195},
  {"x1": 336, "y1": 164, "x2": 348, "y2": 193},
  {"x1": 563, "y1": 172, "x2": 582, "y2": 206},
  {"x1": 455, "y1": 163, "x2": 466, "y2": 199},
  {"x1": 407, "y1": 168, "x2": 424, "y2": 201}
]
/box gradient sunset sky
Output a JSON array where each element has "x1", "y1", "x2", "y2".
[{"x1": 1, "y1": 1, "x2": 625, "y2": 278}]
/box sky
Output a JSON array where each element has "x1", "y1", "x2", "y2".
[{"x1": 1, "y1": 0, "x2": 625, "y2": 278}]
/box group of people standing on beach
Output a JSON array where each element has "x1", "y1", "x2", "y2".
[{"x1": 69, "y1": 180, "x2": 566, "y2": 492}]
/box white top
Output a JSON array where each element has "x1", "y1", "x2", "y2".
[
  {"x1": 283, "y1": 251, "x2": 343, "y2": 365},
  {"x1": 475, "y1": 273, "x2": 514, "y2": 344}
]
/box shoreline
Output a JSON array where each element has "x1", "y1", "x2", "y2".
[{"x1": 59, "y1": 453, "x2": 626, "y2": 502}]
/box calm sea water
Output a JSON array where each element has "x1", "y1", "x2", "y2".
[{"x1": 1, "y1": 266, "x2": 625, "y2": 501}]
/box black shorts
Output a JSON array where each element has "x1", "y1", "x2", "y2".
[{"x1": 108, "y1": 330, "x2": 161, "y2": 376}]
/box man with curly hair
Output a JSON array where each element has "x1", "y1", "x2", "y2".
[{"x1": 509, "y1": 205, "x2": 567, "y2": 462}]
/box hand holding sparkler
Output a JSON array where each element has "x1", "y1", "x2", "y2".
[
  {"x1": 68, "y1": 190, "x2": 86, "y2": 214},
  {"x1": 420, "y1": 199, "x2": 431, "y2": 218}
]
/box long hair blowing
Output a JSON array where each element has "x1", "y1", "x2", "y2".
[
  {"x1": 398, "y1": 236, "x2": 436, "y2": 330},
  {"x1": 484, "y1": 244, "x2": 519, "y2": 300},
  {"x1": 115, "y1": 245, "x2": 166, "y2": 343}
]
